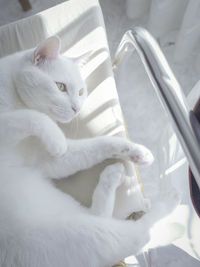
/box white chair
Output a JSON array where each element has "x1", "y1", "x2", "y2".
[{"x1": 113, "y1": 27, "x2": 200, "y2": 264}]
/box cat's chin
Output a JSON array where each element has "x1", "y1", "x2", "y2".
[
  {"x1": 48, "y1": 108, "x2": 79, "y2": 124},
  {"x1": 55, "y1": 117, "x2": 74, "y2": 124},
  {"x1": 52, "y1": 114, "x2": 76, "y2": 124},
  {"x1": 47, "y1": 111, "x2": 73, "y2": 124},
  {"x1": 55, "y1": 111, "x2": 81, "y2": 124}
]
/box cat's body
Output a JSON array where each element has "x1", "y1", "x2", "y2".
[{"x1": 0, "y1": 36, "x2": 179, "y2": 267}]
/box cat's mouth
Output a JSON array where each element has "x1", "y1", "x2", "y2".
[{"x1": 49, "y1": 107, "x2": 79, "y2": 123}]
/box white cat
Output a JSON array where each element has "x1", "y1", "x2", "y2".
[{"x1": 0, "y1": 36, "x2": 179, "y2": 267}]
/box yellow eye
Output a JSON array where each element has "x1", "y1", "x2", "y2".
[
  {"x1": 56, "y1": 82, "x2": 67, "y2": 92},
  {"x1": 79, "y1": 88, "x2": 84, "y2": 96}
]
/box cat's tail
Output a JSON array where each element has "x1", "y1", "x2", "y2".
[{"x1": 0, "y1": 188, "x2": 181, "y2": 267}]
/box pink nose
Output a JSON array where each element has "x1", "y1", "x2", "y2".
[{"x1": 72, "y1": 106, "x2": 77, "y2": 113}]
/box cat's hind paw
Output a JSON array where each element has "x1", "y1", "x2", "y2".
[{"x1": 99, "y1": 163, "x2": 126, "y2": 190}]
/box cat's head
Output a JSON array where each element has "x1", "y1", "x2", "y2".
[{"x1": 16, "y1": 36, "x2": 90, "y2": 123}]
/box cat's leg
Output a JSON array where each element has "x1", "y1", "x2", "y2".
[
  {"x1": 90, "y1": 163, "x2": 125, "y2": 217},
  {"x1": 42, "y1": 136, "x2": 154, "y2": 178},
  {"x1": 0, "y1": 110, "x2": 67, "y2": 157}
]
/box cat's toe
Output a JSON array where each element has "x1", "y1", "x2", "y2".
[{"x1": 130, "y1": 144, "x2": 154, "y2": 165}]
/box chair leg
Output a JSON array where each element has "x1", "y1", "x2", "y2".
[{"x1": 18, "y1": 0, "x2": 32, "y2": 11}]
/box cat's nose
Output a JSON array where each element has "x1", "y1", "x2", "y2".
[{"x1": 72, "y1": 106, "x2": 78, "y2": 113}]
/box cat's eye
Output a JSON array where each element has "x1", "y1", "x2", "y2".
[
  {"x1": 79, "y1": 88, "x2": 84, "y2": 96},
  {"x1": 56, "y1": 82, "x2": 67, "y2": 92}
]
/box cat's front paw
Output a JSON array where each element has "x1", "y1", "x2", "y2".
[
  {"x1": 110, "y1": 138, "x2": 154, "y2": 165},
  {"x1": 43, "y1": 123, "x2": 67, "y2": 157},
  {"x1": 128, "y1": 144, "x2": 154, "y2": 165},
  {"x1": 31, "y1": 112, "x2": 68, "y2": 157},
  {"x1": 41, "y1": 122, "x2": 67, "y2": 157}
]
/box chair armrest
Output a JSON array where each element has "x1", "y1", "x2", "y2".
[{"x1": 113, "y1": 27, "x2": 200, "y2": 188}]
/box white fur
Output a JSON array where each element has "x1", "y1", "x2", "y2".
[{"x1": 0, "y1": 36, "x2": 179, "y2": 267}]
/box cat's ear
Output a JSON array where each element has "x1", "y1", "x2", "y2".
[
  {"x1": 73, "y1": 51, "x2": 93, "y2": 69},
  {"x1": 33, "y1": 36, "x2": 61, "y2": 65}
]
